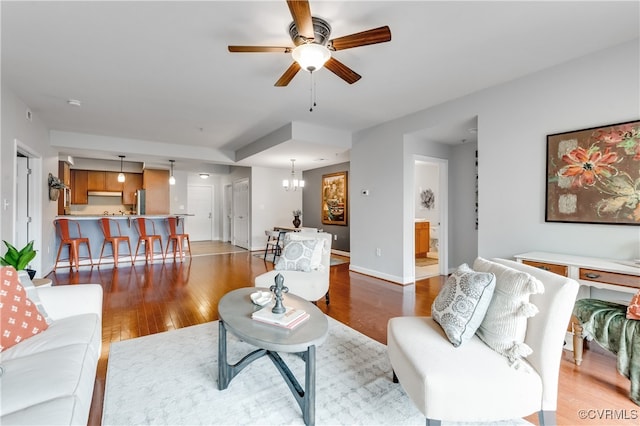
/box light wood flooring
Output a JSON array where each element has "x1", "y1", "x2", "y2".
[{"x1": 46, "y1": 244, "x2": 639, "y2": 425}]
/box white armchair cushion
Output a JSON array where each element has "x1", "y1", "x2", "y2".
[
  {"x1": 473, "y1": 257, "x2": 544, "y2": 368},
  {"x1": 432, "y1": 263, "x2": 495, "y2": 347}
]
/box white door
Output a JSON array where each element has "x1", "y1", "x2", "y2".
[
  {"x1": 223, "y1": 184, "x2": 232, "y2": 242},
  {"x1": 187, "y1": 186, "x2": 213, "y2": 241},
  {"x1": 232, "y1": 179, "x2": 249, "y2": 249},
  {"x1": 16, "y1": 156, "x2": 31, "y2": 246}
]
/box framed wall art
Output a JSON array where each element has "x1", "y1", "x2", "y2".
[
  {"x1": 321, "y1": 171, "x2": 348, "y2": 226},
  {"x1": 546, "y1": 119, "x2": 640, "y2": 225}
]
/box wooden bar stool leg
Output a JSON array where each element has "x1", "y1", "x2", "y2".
[{"x1": 113, "y1": 240, "x2": 119, "y2": 268}]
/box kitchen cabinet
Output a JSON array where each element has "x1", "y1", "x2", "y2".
[
  {"x1": 71, "y1": 170, "x2": 88, "y2": 204},
  {"x1": 415, "y1": 221, "x2": 430, "y2": 258},
  {"x1": 123, "y1": 173, "x2": 143, "y2": 204},
  {"x1": 143, "y1": 169, "x2": 169, "y2": 214},
  {"x1": 87, "y1": 171, "x2": 123, "y2": 191},
  {"x1": 57, "y1": 161, "x2": 71, "y2": 215}
]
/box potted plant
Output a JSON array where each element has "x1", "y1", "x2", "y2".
[
  {"x1": 292, "y1": 209, "x2": 302, "y2": 228},
  {"x1": 1, "y1": 240, "x2": 37, "y2": 279},
  {"x1": 48, "y1": 173, "x2": 66, "y2": 201}
]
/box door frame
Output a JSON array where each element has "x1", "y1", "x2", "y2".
[
  {"x1": 413, "y1": 155, "x2": 448, "y2": 278},
  {"x1": 232, "y1": 178, "x2": 250, "y2": 249}
]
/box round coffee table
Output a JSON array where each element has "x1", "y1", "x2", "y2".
[{"x1": 218, "y1": 287, "x2": 328, "y2": 426}]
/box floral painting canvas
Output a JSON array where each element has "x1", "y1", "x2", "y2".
[
  {"x1": 322, "y1": 171, "x2": 347, "y2": 225},
  {"x1": 546, "y1": 120, "x2": 640, "y2": 225}
]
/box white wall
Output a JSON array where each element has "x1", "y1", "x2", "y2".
[
  {"x1": 414, "y1": 162, "x2": 439, "y2": 222},
  {"x1": 351, "y1": 39, "x2": 640, "y2": 284},
  {"x1": 250, "y1": 166, "x2": 302, "y2": 251},
  {"x1": 1, "y1": 82, "x2": 59, "y2": 275}
]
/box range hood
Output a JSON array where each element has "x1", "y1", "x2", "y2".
[{"x1": 87, "y1": 191, "x2": 123, "y2": 197}]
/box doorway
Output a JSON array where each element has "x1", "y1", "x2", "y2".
[
  {"x1": 414, "y1": 156, "x2": 448, "y2": 280},
  {"x1": 222, "y1": 184, "x2": 232, "y2": 243},
  {"x1": 232, "y1": 179, "x2": 249, "y2": 249}
]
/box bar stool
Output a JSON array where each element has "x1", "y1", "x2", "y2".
[
  {"x1": 98, "y1": 218, "x2": 134, "y2": 268},
  {"x1": 54, "y1": 218, "x2": 93, "y2": 270},
  {"x1": 134, "y1": 218, "x2": 164, "y2": 263},
  {"x1": 165, "y1": 216, "x2": 192, "y2": 261}
]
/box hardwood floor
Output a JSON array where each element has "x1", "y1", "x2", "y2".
[{"x1": 47, "y1": 249, "x2": 639, "y2": 425}]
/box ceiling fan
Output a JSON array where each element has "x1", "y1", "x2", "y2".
[{"x1": 228, "y1": 0, "x2": 391, "y2": 87}]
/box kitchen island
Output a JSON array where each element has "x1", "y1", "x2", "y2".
[{"x1": 54, "y1": 215, "x2": 189, "y2": 267}]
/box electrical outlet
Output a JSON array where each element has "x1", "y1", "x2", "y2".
[
  {"x1": 376, "y1": 248, "x2": 382, "y2": 256},
  {"x1": 334, "y1": 234, "x2": 337, "y2": 241}
]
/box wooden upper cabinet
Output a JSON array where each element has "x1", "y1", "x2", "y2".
[
  {"x1": 105, "y1": 172, "x2": 122, "y2": 191},
  {"x1": 71, "y1": 170, "x2": 88, "y2": 204},
  {"x1": 123, "y1": 173, "x2": 143, "y2": 204},
  {"x1": 87, "y1": 171, "x2": 124, "y2": 191},
  {"x1": 143, "y1": 169, "x2": 169, "y2": 214},
  {"x1": 87, "y1": 171, "x2": 105, "y2": 191}
]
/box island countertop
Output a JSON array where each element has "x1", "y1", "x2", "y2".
[{"x1": 53, "y1": 214, "x2": 193, "y2": 267}]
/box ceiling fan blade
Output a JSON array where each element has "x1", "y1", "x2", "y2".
[
  {"x1": 228, "y1": 46, "x2": 292, "y2": 53},
  {"x1": 287, "y1": 0, "x2": 314, "y2": 41},
  {"x1": 324, "y1": 57, "x2": 361, "y2": 84},
  {"x1": 275, "y1": 62, "x2": 301, "y2": 87},
  {"x1": 328, "y1": 26, "x2": 391, "y2": 51}
]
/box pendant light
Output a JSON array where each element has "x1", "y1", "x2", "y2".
[
  {"x1": 117, "y1": 155, "x2": 126, "y2": 183},
  {"x1": 169, "y1": 160, "x2": 176, "y2": 185},
  {"x1": 282, "y1": 159, "x2": 304, "y2": 191}
]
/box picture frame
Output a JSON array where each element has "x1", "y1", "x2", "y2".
[
  {"x1": 321, "y1": 171, "x2": 348, "y2": 226},
  {"x1": 545, "y1": 119, "x2": 640, "y2": 226}
]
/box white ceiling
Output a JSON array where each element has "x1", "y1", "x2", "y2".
[{"x1": 2, "y1": 1, "x2": 638, "y2": 172}]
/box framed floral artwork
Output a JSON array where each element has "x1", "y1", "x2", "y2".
[
  {"x1": 546, "y1": 120, "x2": 640, "y2": 225},
  {"x1": 322, "y1": 171, "x2": 347, "y2": 225}
]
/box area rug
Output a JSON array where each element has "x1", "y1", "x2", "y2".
[
  {"x1": 103, "y1": 318, "x2": 530, "y2": 426},
  {"x1": 253, "y1": 252, "x2": 348, "y2": 266}
]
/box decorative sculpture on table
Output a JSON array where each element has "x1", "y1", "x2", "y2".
[{"x1": 270, "y1": 273, "x2": 289, "y2": 314}]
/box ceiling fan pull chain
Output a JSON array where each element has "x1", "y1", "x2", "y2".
[{"x1": 309, "y1": 71, "x2": 315, "y2": 112}]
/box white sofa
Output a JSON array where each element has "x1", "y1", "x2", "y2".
[{"x1": 0, "y1": 282, "x2": 103, "y2": 425}]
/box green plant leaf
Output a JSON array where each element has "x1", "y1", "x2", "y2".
[
  {"x1": 18, "y1": 240, "x2": 34, "y2": 256},
  {"x1": 16, "y1": 251, "x2": 36, "y2": 270}
]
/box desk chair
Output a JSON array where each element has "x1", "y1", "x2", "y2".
[
  {"x1": 54, "y1": 218, "x2": 93, "y2": 271},
  {"x1": 165, "y1": 216, "x2": 192, "y2": 261},
  {"x1": 134, "y1": 218, "x2": 164, "y2": 263},
  {"x1": 98, "y1": 218, "x2": 134, "y2": 268}
]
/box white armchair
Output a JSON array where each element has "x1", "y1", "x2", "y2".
[
  {"x1": 387, "y1": 258, "x2": 579, "y2": 425},
  {"x1": 254, "y1": 232, "x2": 332, "y2": 304}
]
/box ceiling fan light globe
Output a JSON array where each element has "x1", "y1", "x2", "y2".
[{"x1": 292, "y1": 44, "x2": 330, "y2": 72}]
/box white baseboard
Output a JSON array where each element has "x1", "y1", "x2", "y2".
[
  {"x1": 331, "y1": 249, "x2": 350, "y2": 257},
  {"x1": 348, "y1": 264, "x2": 412, "y2": 285}
]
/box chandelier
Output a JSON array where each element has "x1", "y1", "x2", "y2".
[{"x1": 282, "y1": 159, "x2": 305, "y2": 191}]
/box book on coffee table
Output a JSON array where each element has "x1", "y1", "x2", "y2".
[{"x1": 251, "y1": 305, "x2": 309, "y2": 329}]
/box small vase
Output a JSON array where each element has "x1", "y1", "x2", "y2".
[
  {"x1": 49, "y1": 187, "x2": 59, "y2": 201},
  {"x1": 293, "y1": 216, "x2": 301, "y2": 228}
]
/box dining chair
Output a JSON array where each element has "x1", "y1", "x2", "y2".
[{"x1": 263, "y1": 230, "x2": 283, "y2": 261}]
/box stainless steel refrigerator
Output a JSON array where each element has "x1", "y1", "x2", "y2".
[{"x1": 136, "y1": 189, "x2": 146, "y2": 215}]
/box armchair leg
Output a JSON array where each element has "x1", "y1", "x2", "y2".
[
  {"x1": 325, "y1": 291, "x2": 330, "y2": 305},
  {"x1": 538, "y1": 410, "x2": 556, "y2": 426},
  {"x1": 572, "y1": 315, "x2": 584, "y2": 366},
  {"x1": 392, "y1": 370, "x2": 398, "y2": 383}
]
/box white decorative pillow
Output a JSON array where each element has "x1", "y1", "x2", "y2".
[
  {"x1": 283, "y1": 234, "x2": 325, "y2": 270},
  {"x1": 17, "y1": 270, "x2": 51, "y2": 324},
  {"x1": 275, "y1": 239, "x2": 322, "y2": 272},
  {"x1": 432, "y1": 263, "x2": 496, "y2": 347},
  {"x1": 473, "y1": 257, "x2": 545, "y2": 368}
]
